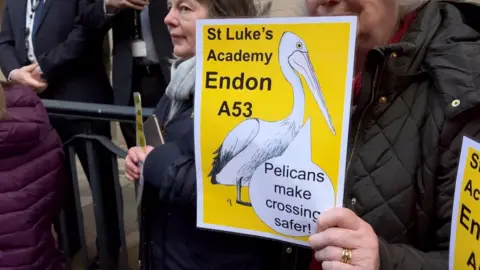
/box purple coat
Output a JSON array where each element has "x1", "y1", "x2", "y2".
[{"x1": 0, "y1": 85, "x2": 65, "y2": 270}]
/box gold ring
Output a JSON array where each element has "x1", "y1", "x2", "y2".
[{"x1": 341, "y1": 248, "x2": 352, "y2": 264}]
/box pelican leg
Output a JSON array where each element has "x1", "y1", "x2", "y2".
[{"x1": 236, "y1": 177, "x2": 252, "y2": 207}]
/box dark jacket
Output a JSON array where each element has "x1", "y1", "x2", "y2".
[
  {"x1": 0, "y1": 84, "x2": 66, "y2": 270},
  {"x1": 341, "y1": 1, "x2": 480, "y2": 269},
  {"x1": 0, "y1": 0, "x2": 112, "y2": 104},
  {"x1": 141, "y1": 96, "x2": 311, "y2": 270},
  {"x1": 76, "y1": 0, "x2": 173, "y2": 105}
]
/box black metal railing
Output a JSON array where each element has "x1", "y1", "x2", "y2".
[
  {"x1": 43, "y1": 99, "x2": 153, "y2": 270},
  {"x1": 43, "y1": 99, "x2": 154, "y2": 123}
]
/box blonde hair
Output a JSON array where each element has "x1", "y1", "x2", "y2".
[{"x1": 199, "y1": 0, "x2": 272, "y2": 18}]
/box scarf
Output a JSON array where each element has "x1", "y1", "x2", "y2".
[{"x1": 165, "y1": 56, "x2": 196, "y2": 122}]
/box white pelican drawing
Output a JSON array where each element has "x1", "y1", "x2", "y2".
[{"x1": 208, "y1": 32, "x2": 336, "y2": 206}]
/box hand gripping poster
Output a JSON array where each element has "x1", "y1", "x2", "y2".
[{"x1": 194, "y1": 17, "x2": 357, "y2": 246}]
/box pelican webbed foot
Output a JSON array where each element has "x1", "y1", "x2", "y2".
[{"x1": 236, "y1": 177, "x2": 252, "y2": 207}]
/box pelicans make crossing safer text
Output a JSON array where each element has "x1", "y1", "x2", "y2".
[{"x1": 208, "y1": 32, "x2": 336, "y2": 206}]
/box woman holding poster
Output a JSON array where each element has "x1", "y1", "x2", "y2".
[
  {"x1": 306, "y1": 0, "x2": 480, "y2": 269},
  {"x1": 124, "y1": 0, "x2": 312, "y2": 269}
]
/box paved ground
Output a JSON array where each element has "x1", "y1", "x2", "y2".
[{"x1": 73, "y1": 123, "x2": 140, "y2": 270}]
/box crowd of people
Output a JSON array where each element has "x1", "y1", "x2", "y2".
[{"x1": 1, "y1": 0, "x2": 480, "y2": 269}]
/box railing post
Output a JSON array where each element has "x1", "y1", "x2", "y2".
[
  {"x1": 85, "y1": 140, "x2": 112, "y2": 269},
  {"x1": 42, "y1": 99, "x2": 153, "y2": 270},
  {"x1": 111, "y1": 149, "x2": 130, "y2": 269},
  {"x1": 68, "y1": 146, "x2": 90, "y2": 270}
]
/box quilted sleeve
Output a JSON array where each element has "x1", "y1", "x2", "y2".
[
  {"x1": 143, "y1": 142, "x2": 196, "y2": 206},
  {"x1": 377, "y1": 115, "x2": 480, "y2": 269}
]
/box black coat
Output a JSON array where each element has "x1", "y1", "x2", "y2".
[
  {"x1": 79, "y1": 0, "x2": 173, "y2": 105},
  {"x1": 109, "y1": 1, "x2": 172, "y2": 106},
  {"x1": 345, "y1": 1, "x2": 480, "y2": 269},
  {"x1": 0, "y1": 0, "x2": 112, "y2": 104},
  {"x1": 141, "y1": 96, "x2": 312, "y2": 270}
]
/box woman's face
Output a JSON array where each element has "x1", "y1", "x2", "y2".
[
  {"x1": 165, "y1": 0, "x2": 209, "y2": 59},
  {"x1": 306, "y1": 0, "x2": 398, "y2": 56}
]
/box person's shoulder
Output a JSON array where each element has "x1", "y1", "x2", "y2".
[
  {"x1": 419, "y1": 2, "x2": 480, "y2": 120},
  {"x1": 433, "y1": 1, "x2": 480, "y2": 45},
  {"x1": 424, "y1": 1, "x2": 480, "y2": 70},
  {"x1": 152, "y1": 95, "x2": 171, "y2": 123},
  {"x1": 4, "y1": 84, "x2": 41, "y2": 110},
  {"x1": 3, "y1": 84, "x2": 53, "y2": 124}
]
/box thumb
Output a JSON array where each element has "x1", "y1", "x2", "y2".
[
  {"x1": 137, "y1": 146, "x2": 152, "y2": 161},
  {"x1": 137, "y1": 150, "x2": 147, "y2": 162},
  {"x1": 23, "y1": 63, "x2": 39, "y2": 72}
]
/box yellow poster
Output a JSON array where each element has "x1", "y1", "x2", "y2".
[
  {"x1": 449, "y1": 136, "x2": 480, "y2": 270},
  {"x1": 194, "y1": 17, "x2": 357, "y2": 245}
]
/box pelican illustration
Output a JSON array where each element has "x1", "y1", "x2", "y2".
[{"x1": 208, "y1": 32, "x2": 336, "y2": 206}]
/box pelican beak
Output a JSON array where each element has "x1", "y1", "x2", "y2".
[{"x1": 290, "y1": 51, "x2": 336, "y2": 135}]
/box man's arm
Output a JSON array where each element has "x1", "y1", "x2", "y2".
[
  {"x1": 0, "y1": 2, "x2": 23, "y2": 79},
  {"x1": 35, "y1": 0, "x2": 108, "y2": 80},
  {"x1": 78, "y1": 0, "x2": 147, "y2": 29},
  {"x1": 77, "y1": 0, "x2": 114, "y2": 29}
]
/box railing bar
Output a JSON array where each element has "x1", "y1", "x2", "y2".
[
  {"x1": 45, "y1": 113, "x2": 138, "y2": 124},
  {"x1": 42, "y1": 99, "x2": 154, "y2": 124}
]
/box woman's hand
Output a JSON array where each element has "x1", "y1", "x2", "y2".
[
  {"x1": 309, "y1": 208, "x2": 380, "y2": 270},
  {"x1": 125, "y1": 146, "x2": 153, "y2": 181}
]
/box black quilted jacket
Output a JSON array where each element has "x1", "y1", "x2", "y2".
[{"x1": 344, "y1": 1, "x2": 480, "y2": 269}]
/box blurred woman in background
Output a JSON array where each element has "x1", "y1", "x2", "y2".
[
  {"x1": 124, "y1": 0, "x2": 312, "y2": 269},
  {"x1": 0, "y1": 82, "x2": 65, "y2": 269},
  {"x1": 305, "y1": 0, "x2": 480, "y2": 269}
]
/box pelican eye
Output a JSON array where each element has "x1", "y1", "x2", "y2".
[{"x1": 296, "y1": 42, "x2": 303, "y2": 49}]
